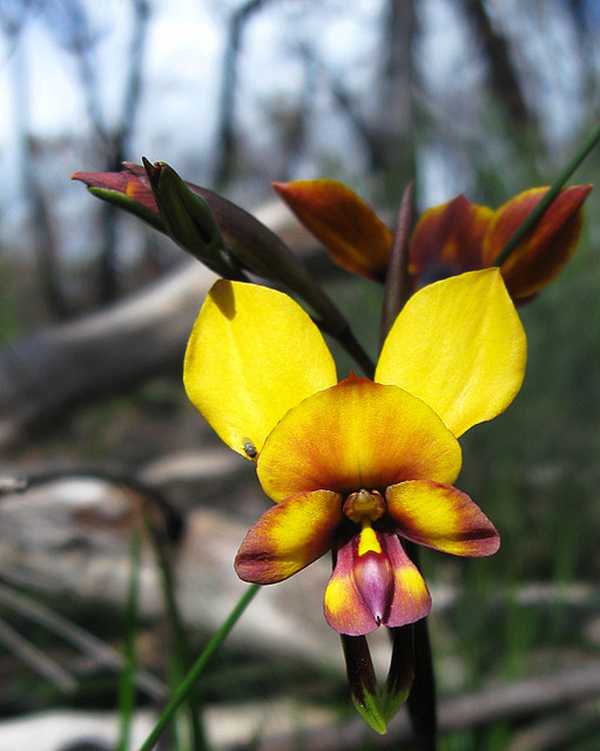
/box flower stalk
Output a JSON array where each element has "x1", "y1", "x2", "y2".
[
  {"x1": 137, "y1": 584, "x2": 260, "y2": 751},
  {"x1": 495, "y1": 120, "x2": 600, "y2": 266}
]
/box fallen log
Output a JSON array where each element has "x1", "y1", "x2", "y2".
[{"x1": 0, "y1": 201, "x2": 318, "y2": 448}]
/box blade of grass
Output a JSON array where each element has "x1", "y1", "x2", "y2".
[
  {"x1": 495, "y1": 120, "x2": 600, "y2": 266},
  {"x1": 137, "y1": 583, "x2": 260, "y2": 751},
  {"x1": 117, "y1": 528, "x2": 142, "y2": 751}
]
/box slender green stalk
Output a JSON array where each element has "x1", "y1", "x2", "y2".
[
  {"x1": 495, "y1": 120, "x2": 600, "y2": 266},
  {"x1": 137, "y1": 584, "x2": 260, "y2": 751},
  {"x1": 146, "y1": 521, "x2": 210, "y2": 751},
  {"x1": 117, "y1": 529, "x2": 142, "y2": 751}
]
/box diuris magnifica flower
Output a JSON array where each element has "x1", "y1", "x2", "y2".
[
  {"x1": 184, "y1": 268, "x2": 526, "y2": 635},
  {"x1": 273, "y1": 179, "x2": 591, "y2": 302}
]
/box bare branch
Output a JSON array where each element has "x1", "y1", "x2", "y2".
[
  {"x1": 0, "y1": 615, "x2": 76, "y2": 692},
  {"x1": 0, "y1": 198, "x2": 316, "y2": 447},
  {"x1": 0, "y1": 581, "x2": 166, "y2": 700}
]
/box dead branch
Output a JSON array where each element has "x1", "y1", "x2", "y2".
[
  {"x1": 0, "y1": 200, "x2": 316, "y2": 448},
  {"x1": 0, "y1": 581, "x2": 166, "y2": 700},
  {"x1": 0, "y1": 615, "x2": 76, "y2": 692}
]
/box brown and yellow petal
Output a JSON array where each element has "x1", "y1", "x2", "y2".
[
  {"x1": 235, "y1": 490, "x2": 342, "y2": 584},
  {"x1": 386, "y1": 480, "x2": 500, "y2": 557},
  {"x1": 273, "y1": 179, "x2": 393, "y2": 281},
  {"x1": 409, "y1": 194, "x2": 493, "y2": 285},
  {"x1": 257, "y1": 376, "x2": 461, "y2": 502},
  {"x1": 483, "y1": 185, "x2": 592, "y2": 300}
]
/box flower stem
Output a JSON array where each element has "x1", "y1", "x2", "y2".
[
  {"x1": 378, "y1": 185, "x2": 437, "y2": 749},
  {"x1": 136, "y1": 584, "x2": 260, "y2": 751},
  {"x1": 404, "y1": 542, "x2": 437, "y2": 751},
  {"x1": 117, "y1": 529, "x2": 141, "y2": 751},
  {"x1": 146, "y1": 519, "x2": 210, "y2": 751},
  {"x1": 495, "y1": 120, "x2": 600, "y2": 267}
]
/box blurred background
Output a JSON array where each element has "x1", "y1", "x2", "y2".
[{"x1": 1, "y1": 0, "x2": 600, "y2": 749}]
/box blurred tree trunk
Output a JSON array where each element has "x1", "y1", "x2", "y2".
[
  {"x1": 459, "y1": 0, "x2": 537, "y2": 133},
  {"x1": 375, "y1": 0, "x2": 417, "y2": 194},
  {"x1": 325, "y1": 0, "x2": 417, "y2": 205},
  {"x1": 0, "y1": 199, "x2": 318, "y2": 447},
  {"x1": 10, "y1": 33, "x2": 70, "y2": 320},
  {"x1": 56, "y1": 0, "x2": 151, "y2": 305},
  {"x1": 213, "y1": 0, "x2": 277, "y2": 188}
]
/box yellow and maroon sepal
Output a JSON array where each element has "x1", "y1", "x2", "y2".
[
  {"x1": 409, "y1": 185, "x2": 592, "y2": 301},
  {"x1": 273, "y1": 179, "x2": 393, "y2": 281},
  {"x1": 482, "y1": 185, "x2": 592, "y2": 300},
  {"x1": 386, "y1": 480, "x2": 500, "y2": 557},
  {"x1": 234, "y1": 490, "x2": 342, "y2": 584},
  {"x1": 272, "y1": 176, "x2": 592, "y2": 302}
]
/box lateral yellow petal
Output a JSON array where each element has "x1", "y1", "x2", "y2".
[
  {"x1": 386, "y1": 480, "x2": 500, "y2": 557},
  {"x1": 184, "y1": 280, "x2": 337, "y2": 458},
  {"x1": 235, "y1": 490, "x2": 342, "y2": 584},
  {"x1": 375, "y1": 269, "x2": 527, "y2": 437}
]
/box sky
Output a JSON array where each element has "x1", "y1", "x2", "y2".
[{"x1": 0, "y1": 0, "x2": 594, "y2": 243}]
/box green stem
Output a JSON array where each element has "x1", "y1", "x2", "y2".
[
  {"x1": 137, "y1": 584, "x2": 260, "y2": 751},
  {"x1": 495, "y1": 120, "x2": 600, "y2": 267},
  {"x1": 117, "y1": 529, "x2": 142, "y2": 751},
  {"x1": 146, "y1": 521, "x2": 210, "y2": 751}
]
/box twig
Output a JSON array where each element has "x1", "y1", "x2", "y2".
[
  {"x1": 0, "y1": 615, "x2": 76, "y2": 692},
  {"x1": 0, "y1": 580, "x2": 165, "y2": 701}
]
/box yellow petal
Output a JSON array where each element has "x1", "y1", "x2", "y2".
[
  {"x1": 235, "y1": 490, "x2": 342, "y2": 584},
  {"x1": 375, "y1": 269, "x2": 526, "y2": 437},
  {"x1": 386, "y1": 480, "x2": 500, "y2": 557},
  {"x1": 184, "y1": 280, "x2": 337, "y2": 458},
  {"x1": 257, "y1": 376, "x2": 461, "y2": 502}
]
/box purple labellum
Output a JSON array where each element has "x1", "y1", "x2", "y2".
[{"x1": 353, "y1": 548, "x2": 394, "y2": 624}]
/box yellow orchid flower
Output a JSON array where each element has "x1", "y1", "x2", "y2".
[{"x1": 183, "y1": 269, "x2": 526, "y2": 635}]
